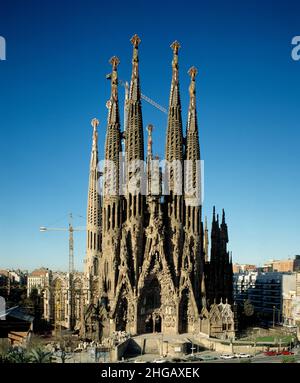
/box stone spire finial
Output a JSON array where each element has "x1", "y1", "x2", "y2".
[
  {"x1": 107, "y1": 56, "x2": 120, "y2": 124},
  {"x1": 188, "y1": 66, "x2": 198, "y2": 80},
  {"x1": 131, "y1": 34, "x2": 141, "y2": 65},
  {"x1": 222, "y1": 208, "x2": 226, "y2": 224},
  {"x1": 130, "y1": 34, "x2": 141, "y2": 48},
  {"x1": 91, "y1": 118, "x2": 99, "y2": 150},
  {"x1": 91, "y1": 118, "x2": 99, "y2": 130},
  {"x1": 187, "y1": 66, "x2": 198, "y2": 131},
  {"x1": 171, "y1": 40, "x2": 181, "y2": 55},
  {"x1": 170, "y1": 41, "x2": 180, "y2": 80},
  {"x1": 85, "y1": 119, "x2": 101, "y2": 275},
  {"x1": 109, "y1": 56, "x2": 120, "y2": 69}
]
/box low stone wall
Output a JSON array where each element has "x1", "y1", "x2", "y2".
[
  {"x1": 195, "y1": 335, "x2": 276, "y2": 354},
  {"x1": 113, "y1": 337, "x2": 191, "y2": 360}
]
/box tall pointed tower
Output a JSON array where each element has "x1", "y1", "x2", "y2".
[
  {"x1": 208, "y1": 206, "x2": 219, "y2": 304},
  {"x1": 182, "y1": 67, "x2": 204, "y2": 309},
  {"x1": 101, "y1": 56, "x2": 122, "y2": 306},
  {"x1": 203, "y1": 216, "x2": 209, "y2": 262},
  {"x1": 124, "y1": 34, "x2": 145, "y2": 288},
  {"x1": 165, "y1": 41, "x2": 184, "y2": 283},
  {"x1": 220, "y1": 209, "x2": 233, "y2": 303},
  {"x1": 85, "y1": 118, "x2": 101, "y2": 276}
]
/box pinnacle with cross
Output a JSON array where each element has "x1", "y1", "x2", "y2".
[
  {"x1": 188, "y1": 66, "x2": 198, "y2": 80},
  {"x1": 91, "y1": 118, "x2": 99, "y2": 130},
  {"x1": 170, "y1": 40, "x2": 180, "y2": 54},
  {"x1": 109, "y1": 56, "x2": 120, "y2": 69},
  {"x1": 130, "y1": 34, "x2": 141, "y2": 48}
]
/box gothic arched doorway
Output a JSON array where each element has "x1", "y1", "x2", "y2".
[
  {"x1": 145, "y1": 315, "x2": 153, "y2": 333},
  {"x1": 179, "y1": 288, "x2": 189, "y2": 333},
  {"x1": 154, "y1": 315, "x2": 162, "y2": 332},
  {"x1": 115, "y1": 290, "x2": 128, "y2": 332},
  {"x1": 138, "y1": 277, "x2": 162, "y2": 334}
]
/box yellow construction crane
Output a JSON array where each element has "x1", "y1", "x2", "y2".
[{"x1": 40, "y1": 213, "x2": 84, "y2": 274}]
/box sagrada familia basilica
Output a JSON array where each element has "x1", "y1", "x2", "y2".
[{"x1": 43, "y1": 35, "x2": 235, "y2": 341}]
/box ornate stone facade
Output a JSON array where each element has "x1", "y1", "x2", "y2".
[
  {"x1": 80, "y1": 35, "x2": 235, "y2": 340},
  {"x1": 43, "y1": 272, "x2": 89, "y2": 333}
]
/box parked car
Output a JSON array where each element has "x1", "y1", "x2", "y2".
[
  {"x1": 234, "y1": 353, "x2": 251, "y2": 358},
  {"x1": 134, "y1": 359, "x2": 146, "y2": 363},
  {"x1": 153, "y1": 358, "x2": 168, "y2": 363},
  {"x1": 185, "y1": 354, "x2": 202, "y2": 361},
  {"x1": 220, "y1": 354, "x2": 235, "y2": 359},
  {"x1": 199, "y1": 354, "x2": 219, "y2": 361}
]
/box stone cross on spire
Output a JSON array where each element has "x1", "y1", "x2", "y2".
[
  {"x1": 188, "y1": 66, "x2": 198, "y2": 80},
  {"x1": 109, "y1": 55, "x2": 120, "y2": 70},
  {"x1": 108, "y1": 56, "x2": 120, "y2": 124},
  {"x1": 131, "y1": 34, "x2": 141, "y2": 48},
  {"x1": 171, "y1": 41, "x2": 180, "y2": 82},
  {"x1": 131, "y1": 34, "x2": 141, "y2": 64},
  {"x1": 109, "y1": 56, "x2": 120, "y2": 98},
  {"x1": 91, "y1": 118, "x2": 99, "y2": 151},
  {"x1": 91, "y1": 117, "x2": 99, "y2": 130},
  {"x1": 171, "y1": 40, "x2": 180, "y2": 54}
]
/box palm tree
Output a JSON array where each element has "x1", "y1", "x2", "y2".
[{"x1": 29, "y1": 348, "x2": 53, "y2": 363}]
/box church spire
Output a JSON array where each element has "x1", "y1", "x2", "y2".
[
  {"x1": 184, "y1": 66, "x2": 203, "y2": 308},
  {"x1": 165, "y1": 41, "x2": 184, "y2": 282},
  {"x1": 185, "y1": 66, "x2": 201, "y2": 216},
  {"x1": 107, "y1": 56, "x2": 120, "y2": 127},
  {"x1": 100, "y1": 56, "x2": 122, "y2": 300},
  {"x1": 85, "y1": 118, "x2": 101, "y2": 276},
  {"x1": 169, "y1": 41, "x2": 181, "y2": 108},
  {"x1": 125, "y1": 34, "x2": 144, "y2": 163},
  {"x1": 123, "y1": 35, "x2": 145, "y2": 291},
  {"x1": 220, "y1": 208, "x2": 228, "y2": 243},
  {"x1": 165, "y1": 41, "x2": 183, "y2": 165},
  {"x1": 103, "y1": 55, "x2": 121, "y2": 198},
  {"x1": 129, "y1": 34, "x2": 141, "y2": 102},
  {"x1": 204, "y1": 216, "x2": 209, "y2": 262},
  {"x1": 222, "y1": 208, "x2": 225, "y2": 225}
]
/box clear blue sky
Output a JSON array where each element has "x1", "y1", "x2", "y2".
[{"x1": 0, "y1": 0, "x2": 300, "y2": 271}]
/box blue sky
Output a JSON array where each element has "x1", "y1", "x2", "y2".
[{"x1": 0, "y1": 0, "x2": 300, "y2": 271}]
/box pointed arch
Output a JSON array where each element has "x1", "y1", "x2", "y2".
[{"x1": 115, "y1": 284, "x2": 129, "y2": 332}]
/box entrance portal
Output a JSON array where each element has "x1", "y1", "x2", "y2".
[
  {"x1": 179, "y1": 288, "x2": 189, "y2": 333},
  {"x1": 154, "y1": 315, "x2": 162, "y2": 333},
  {"x1": 138, "y1": 277, "x2": 162, "y2": 334},
  {"x1": 115, "y1": 292, "x2": 128, "y2": 332},
  {"x1": 145, "y1": 315, "x2": 153, "y2": 333}
]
